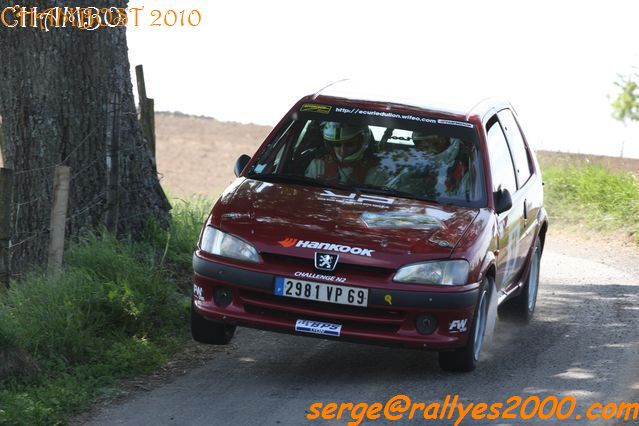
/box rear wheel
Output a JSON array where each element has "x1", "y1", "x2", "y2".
[
  {"x1": 191, "y1": 304, "x2": 236, "y2": 345},
  {"x1": 438, "y1": 277, "x2": 491, "y2": 372},
  {"x1": 498, "y1": 237, "x2": 541, "y2": 323}
]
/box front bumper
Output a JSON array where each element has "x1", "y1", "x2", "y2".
[{"x1": 192, "y1": 254, "x2": 480, "y2": 350}]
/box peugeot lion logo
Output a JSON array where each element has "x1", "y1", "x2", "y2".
[{"x1": 314, "y1": 252, "x2": 339, "y2": 271}]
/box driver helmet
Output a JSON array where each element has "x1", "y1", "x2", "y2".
[{"x1": 323, "y1": 122, "x2": 371, "y2": 162}]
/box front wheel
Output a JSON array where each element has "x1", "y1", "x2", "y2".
[
  {"x1": 191, "y1": 304, "x2": 236, "y2": 345},
  {"x1": 438, "y1": 277, "x2": 491, "y2": 372},
  {"x1": 498, "y1": 236, "x2": 541, "y2": 323}
]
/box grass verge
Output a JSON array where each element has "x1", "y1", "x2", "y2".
[
  {"x1": 541, "y1": 163, "x2": 639, "y2": 240},
  {"x1": 0, "y1": 197, "x2": 211, "y2": 425}
]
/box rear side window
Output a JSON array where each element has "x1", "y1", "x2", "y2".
[
  {"x1": 497, "y1": 109, "x2": 532, "y2": 186},
  {"x1": 486, "y1": 120, "x2": 517, "y2": 195}
]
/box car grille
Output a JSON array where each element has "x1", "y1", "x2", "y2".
[{"x1": 239, "y1": 289, "x2": 404, "y2": 333}]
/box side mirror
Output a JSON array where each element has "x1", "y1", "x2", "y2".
[
  {"x1": 234, "y1": 154, "x2": 251, "y2": 177},
  {"x1": 494, "y1": 188, "x2": 513, "y2": 214}
]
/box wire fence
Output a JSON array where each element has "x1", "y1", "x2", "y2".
[{"x1": 0, "y1": 90, "x2": 163, "y2": 281}]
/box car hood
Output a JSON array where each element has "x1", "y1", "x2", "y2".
[{"x1": 210, "y1": 179, "x2": 479, "y2": 269}]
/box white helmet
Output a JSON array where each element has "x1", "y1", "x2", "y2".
[{"x1": 323, "y1": 122, "x2": 371, "y2": 162}]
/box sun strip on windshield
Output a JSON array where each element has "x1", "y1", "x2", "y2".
[{"x1": 299, "y1": 104, "x2": 474, "y2": 129}]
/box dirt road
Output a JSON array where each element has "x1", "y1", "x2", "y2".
[{"x1": 85, "y1": 231, "x2": 639, "y2": 425}]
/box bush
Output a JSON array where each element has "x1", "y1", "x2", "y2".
[
  {"x1": 0, "y1": 198, "x2": 212, "y2": 425},
  {"x1": 142, "y1": 196, "x2": 211, "y2": 288}
]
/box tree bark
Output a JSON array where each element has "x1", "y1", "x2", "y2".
[{"x1": 0, "y1": 1, "x2": 171, "y2": 275}]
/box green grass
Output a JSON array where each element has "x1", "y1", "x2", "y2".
[
  {"x1": 541, "y1": 163, "x2": 639, "y2": 239},
  {"x1": 0, "y1": 196, "x2": 211, "y2": 425}
]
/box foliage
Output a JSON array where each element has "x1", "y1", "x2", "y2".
[
  {"x1": 0, "y1": 197, "x2": 212, "y2": 425},
  {"x1": 142, "y1": 195, "x2": 211, "y2": 290},
  {"x1": 611, "y1": 70, "x2": 639, "y2": 123}
]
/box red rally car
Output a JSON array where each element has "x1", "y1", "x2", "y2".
[{"x1": 191, "y1": 82, "x2": 548, "y2": 372}]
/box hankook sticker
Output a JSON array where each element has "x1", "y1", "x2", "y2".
[{"x1": 278, "y1": 237, "x2": 375, "y2": 256}]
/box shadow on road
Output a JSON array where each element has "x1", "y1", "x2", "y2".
[
  {"x1": 224, "y1": 282, "x2": 639, "y2": 403},
  {"x1": 86, "y1": 282, "x2": 639, "y2": 426}
]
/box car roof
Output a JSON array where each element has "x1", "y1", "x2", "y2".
[{"x1": 310, "y1": 79, "x2": 513, "y2": 122}]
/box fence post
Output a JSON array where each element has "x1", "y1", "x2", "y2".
[
  {"x1": 0, "y1": 123, "x2": 4, "y2": 154},
  {"x1": 105, "y1": 93, "x2": 120, "y2": 234},
  {"x1": 0, "y1": 168, "x2": 13, "y2": 285},
  {"x1": 135, "y1": 64, "x2": 156, "y2": 167},
  {"x1": 47, "y1": 166, "x2": 70, "y2": 274}
]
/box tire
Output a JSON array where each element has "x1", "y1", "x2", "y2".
[
  {"x1": 498, "y1": 237, "x2": 541, "y2": 323},
  {"x1": 438, "y1": 277, "x2": 491, "y2": 372},
  {"x1": 191, "y1": 304, "x2": 236, "y2": 345}
]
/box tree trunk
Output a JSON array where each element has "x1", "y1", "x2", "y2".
[{"x1": 0, "y1": 1, "x2": 171, "y2": 275}]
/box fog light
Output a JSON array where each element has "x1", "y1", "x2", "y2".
[
  {"x1": 214, "y1": 287, "x2": 233, "y2": 307},
  {"x1": 416, "y1": 314, "x2": 438, "y2": 335}
]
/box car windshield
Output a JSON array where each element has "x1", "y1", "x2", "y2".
[{"x1": 247, "y1": 103, "x2": 486, "y2": 207}]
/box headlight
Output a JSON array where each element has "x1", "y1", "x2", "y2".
[
  {"x1": 200, "y1": 227, "x2": 259, "y2": 263},
  {"x1": 393, "y1": 260, "x2": 469, "y2": 286}
]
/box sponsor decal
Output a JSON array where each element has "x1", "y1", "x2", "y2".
[
  {"x1": 193, "y1": 284, "x2": 204, "y2": 300},
  {"x1": 300, "y1": 103, "x2": 332, "y2": 114},
  {"x1": 449, "y1": 319, "x2": 468, "y2": 333},
  {"x1": 428, "y1": 236, "x2": 454, "y2": 249},
  {"x1": 295, "y1": 319, "x2": 342, "y2": 337},
  {"x1": 361, "y1": 211, "x2": 443, "y2": 229},
  {"x1": 299, "y1": 239, "x2": 374, "y2": 256},
  {"x1": 278, "y1": 237, "x2": 298, "y2": 248},
  {"x1": 384, "y1": 294, "x2": 393, "y2": 305},
  {"x1": 314, "y1": 252, "x2": 339, "y2": 271},
  {"x1": 318, "y1": 189, "x2": 395, "y2": 206},
  {"x1": 279, "y1": 237, "x2": 374, "y2": 256},
  {"x1": 335, "y1": 107, "x2": 438, "y2": 124},
  {"x1": 333, "y1": 106, "x2": 475, "y2": 128},
  {"x1": 294, "y1": 271, "x2": 347, "y2": 283},
  {"x1": 504, "y1": 223, "x2": 522, "y2": 282},
  {"x1": 437, "y1": 119, "x2": 474, "y2": 128},
  {"x1": 221, "y1": 213, "x2": 250, "y2": 220}
]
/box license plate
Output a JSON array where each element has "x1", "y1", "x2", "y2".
[
  {"x1": 274, "y1": 277, "x2": 368, "y2": 307},
  {"x1": 295, "y1": 319, "x2": 342, "y2": 337}
]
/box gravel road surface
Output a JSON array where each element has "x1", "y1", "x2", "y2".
[{"x1": 86, "y1": 232, "x2": 639, "y2": 426}]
